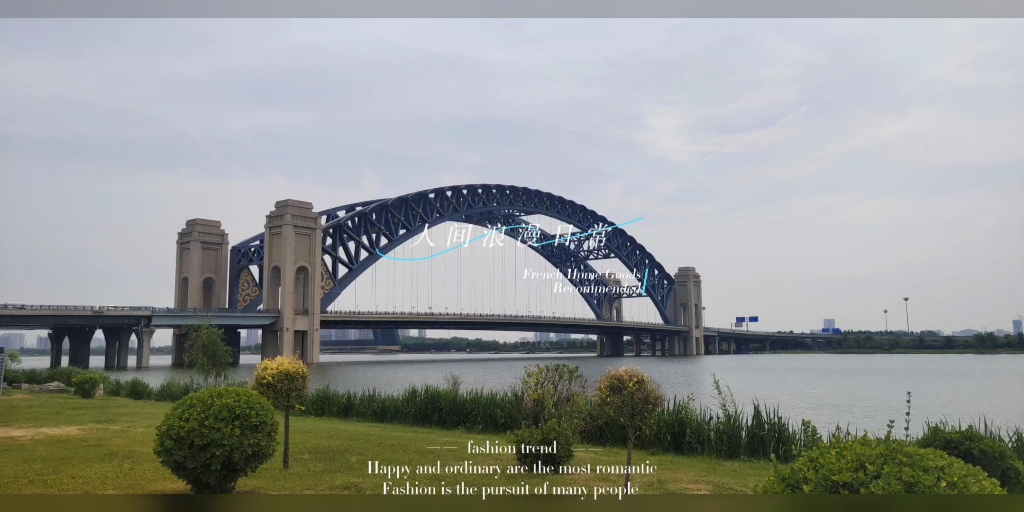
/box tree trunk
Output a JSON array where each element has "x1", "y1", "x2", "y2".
[
  {"x1": 624, "y1": 425, "x2": 634, "y2": 489},
  {"x1": 284, "y1": 407, "x2": 291, "y2": 469}
]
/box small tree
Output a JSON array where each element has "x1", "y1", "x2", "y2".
[
  {"x1": 183, "y1": 320, "x2": 233, "y2": 387},
  {"x1": 252, "y1": 356, "x2": 309, "y2": 469},
  {"x1": 4, "y1": 350, "x2": 21, "y2": 371},
  {"x1": 509, "y1": 363, "x2": 588, "y2": 471},
  {"x1": 594, "y1": 366, "x2": 664, "y2": 490}
]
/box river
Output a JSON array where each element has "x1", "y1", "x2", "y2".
[{"x1": 17, "y1": 353, "x2": 1024, "y2": 434}]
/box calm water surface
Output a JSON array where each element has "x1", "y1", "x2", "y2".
[{"x1": 20, "y1": 353, "x2": 1024, "y2": 434}]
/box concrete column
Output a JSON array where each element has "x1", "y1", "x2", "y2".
[
  {"x1": 172, "y1": 332, "x2": 187, "y2": 366},
  {"x1": 48, "y1": 329, "x2": 67, "y2": 369},
  {"x1": 103, "y1": 329, "x2": 118, "y2": 370},
  {"x1": 67, "y1": 327, "x2": 96, "y2": 369},
  {"x1": 225, "y1": 328, "x2": 241, "y2": 365},
  {"x1": 116, "y1": 329, "x2": 131, "y2": 369},
  {"x1": 172, "y1": 218, "x2": 230, "y2": 367},
  {"x1": 101, "y1": 328, "x2": 133, "y2": 370},
  {"x1": 262, "y1": 199, "x2": 322, "y2": 363},
  {"x1": 134, "y1": 326, "x2": 154, "y2": 369}
]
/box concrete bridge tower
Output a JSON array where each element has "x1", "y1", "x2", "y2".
[
  {"x1": 673, "y1": 266, "x2": 704, "y2": 355},
  {"x1": 596, "y1": 275, "x2": 624, "y2": 356},
  {"x1": 172, "y1": 219, "x2": 230, "y2": 365},
  {"x1": 261, "y1": 200, "x2": 322, "y2": 364}
]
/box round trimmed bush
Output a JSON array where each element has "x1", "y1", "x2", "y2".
[
  {"x1": 71, "y1": 372, "x2": 104, "y2": 399},
  {"x1": 154, "y1": 387, "x2": 277, "y2": 493},
  {"x1": 917, "y1": 425, "x2": 1024, "y2": 493},
  {"x1": 757, "y1": 436, "x2": 1006, "y2": 494}
]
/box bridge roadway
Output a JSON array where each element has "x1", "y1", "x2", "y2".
[{"x1": 0, "y1": 304, "x2": 832, "y2": 367}]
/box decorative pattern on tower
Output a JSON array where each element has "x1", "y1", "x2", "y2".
[
  {"x1": 320, "y1": 260, "x2": 335, "y2": 299},
  {"x1": 237, "y1": 267, "x2": 260, "y2": 309}
]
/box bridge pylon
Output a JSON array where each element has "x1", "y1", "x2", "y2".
[
  {"x1": 260, "y1": 199, "x2": 322, "y2": 364},
  {"x1": 171, "y1": 219, "x2": 230, "y2": 366},
  {"x1": 596, "y1": 275, "x2": 624, "y2": 357},
  {"x1": 672, "y1": 266, "x2": 704, "y2": 355}
]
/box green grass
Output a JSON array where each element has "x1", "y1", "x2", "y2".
[{"x1": 0, "y1": 391, "x2": 770, "y2": 494}]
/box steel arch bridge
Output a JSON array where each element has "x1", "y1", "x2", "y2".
[{"x1": 228, "y1": 185, "x2": 677, "y2": 324}]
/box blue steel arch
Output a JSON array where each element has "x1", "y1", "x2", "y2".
[
  {"x1": 228, "y1": 199, "x2": 386, "y2": 312},
  {"x1": 319, "y1": 185, "x2": 675, "y2": 324},
  {"x1": 228, "y1": 185, "x2": 676, "y2": 324}
]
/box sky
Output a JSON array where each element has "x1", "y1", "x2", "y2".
[{"x1": 1, "y1": 19, "x2": 1022, "y2": 345}]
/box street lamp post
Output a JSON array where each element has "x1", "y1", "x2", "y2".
[
  {"x1": 903, "y1": 297, "x2": 910, "y2": 334},
  {"x1": 884, "y1": 309, "x2": 888, "y2": 332}
]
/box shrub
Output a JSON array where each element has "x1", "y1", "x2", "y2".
[
  {"x1": 47, "y1": 366, "x2": 86, "y2": 387},
  {"x1": 154, "y1": 378, "x2": 202, "y2": 402},
  {"x1": 71, "y1": 372, "x2": 104, "y2": 399},
  {"x1": 154, "y1": 387, "x2": 277, "y2": 494},
  {"x1": 252, "y1": 357, "x2": 309, "y2": 469},
  {"x1": 105, "y1": 378, "x2": 125, "y2": 397},
  {"x1": 508, "y1": 423, "x2": 576, "y2": 471},
  {"x1": 4, "y1": 369, "x2": 25, "y2": 385},
  {"x1": 124, "y1": 377, "x2": 154, "y2": 400},
  {"x1": 757, "y1": 436, "x2": 1006, "y2": 494},
  {"x1": 509, "y1": 363, "x2": 588, "y2": 472},
  {"x1": 917, "y1": 424, "x2": 1024, "y2": 493}
]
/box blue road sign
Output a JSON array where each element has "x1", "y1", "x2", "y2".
[
  {"x1": 749, "y1": 316, "x2": 759, "y2": 322},
  {"x1": 736, "y1": 316, "x2": 745, "y2": 324}
]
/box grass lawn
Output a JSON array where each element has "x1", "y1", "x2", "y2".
[{"x1": 0, "y1": 390, "x2": 770, "y2": 494}]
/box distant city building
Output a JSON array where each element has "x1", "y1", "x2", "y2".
[
  {"x1": 1014, "y1": 319, "x2": 1023, "y2": 335},
  {"x1": 533, "y1": 332, "x2": 552, "y2": 342},
  {"x1": 243, "y1": 329, "x2": 261, "y2": 347},
  {"x1": 417, "y1": 329, "x2": 427, "y2": 338},
  {"x1": 36, "y1": 335, "x2": 50, "y2": 350},
  {"x1": 358, "y1": 329, "x2": 374, "y2": 340},
  {"x1": 823, "y1": 319, "x2": 836, "y2": 330},
  {"x1": 994, "y1": 329, "x2": 1011, "y2": 336},
  {"x1": 398, "y1": 329, "x2": 411, "y2": 337},
  {"x1": 555, "y1": 332, "x2": 572, "y2": 340},
  {"x1": 0, "y1": 332, "x2": 26, "y2": 350},
  {"x1": 953, "y1": 329, "x2": 980, "y2": 337}
]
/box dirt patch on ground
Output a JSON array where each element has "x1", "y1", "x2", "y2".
[{"x1": 0, "y1": 426, "x2": 87, "y2": 439}]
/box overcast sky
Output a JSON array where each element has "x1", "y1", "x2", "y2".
[{"x1": 1, "y1": 19, "x2": 1022, "y2": 345}]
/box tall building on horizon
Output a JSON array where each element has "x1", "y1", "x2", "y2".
[
  {"x1": 823, "y1": 319, "x2": 836, "y2": 330},
  {"x1": 0, "y1": 332, "x2": 26, "y2": 350},
  {"x1": 36, "y1": 335, "x2": 50, "y2": 350},
  {"x1": 243, "y1": 329, "x2": 261, "y2": 347},
  {"x1": 417, "y1": 329, "x2": 427, "y2": 338},
  {"x1": 1014, "y1": 319, "x2": 1023, "y2": 335}
]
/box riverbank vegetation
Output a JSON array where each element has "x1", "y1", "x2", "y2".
[{"x1": 0, "y1": 390, "x2": 769, "y2": 493}]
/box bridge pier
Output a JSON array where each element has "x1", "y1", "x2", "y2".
[
  {"x1": 598, "y1": 332, "x2": 625, "y2": 357},
  {"x1": 134, "y1": 326, "x2": 154, "y2": 369},
  {"x1": 102, "y1": 327, "x2": 133, "y2": 370},
  {"x1": 66, "y1": 327, "x2": 96, "y2": 369},
  {"x1": 48, "y1": 329, "x2": 67, "y2": 368}
]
